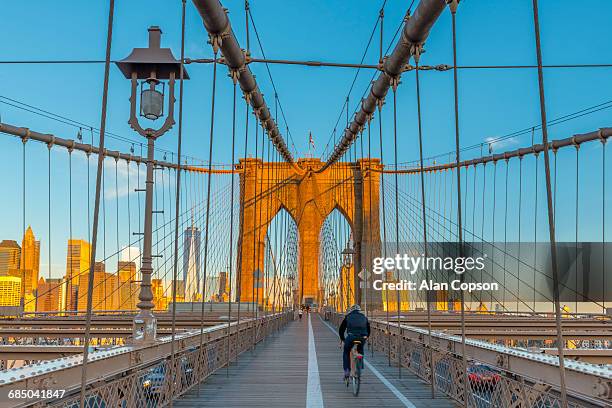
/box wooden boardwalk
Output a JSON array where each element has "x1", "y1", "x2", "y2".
[{"x1": 174, "y1": 314, "x2": 456, "y2": 407}]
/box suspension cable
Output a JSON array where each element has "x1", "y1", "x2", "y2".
[
  {"x1": 414, "y1": 60, "x2": 435, "y2": 397},
  {"x1": 532, "y1": 1, "x2": 568, "y2": 405},
  {"x1": 235, "y1": 93, "x2": 251, "y2": 362},
  {"x1": 197, "y1": 49, "x2": 219, "y2": 396},
  {"x1": 79, "y1": 1, "x2": 114, "y2": 405},
  {"x1": 574, "y1": 144, "x2": 580, "y2": 313},
  {"x1": 169, "y1": 1, "x2": 187, "y2": 401},
  {"x1": 517, "y1": 157, "x2": 523, "y2": 312},
  {"x1": 391, "y1": 85, "x2": 402, "y2": 378},
  {"x1": 533, "y1": 152, "x2": 539, "y2": 311},
  {"x1": 251, "y1": 110, "x2": 260, "y2": 349},
  {"x1": 448, "y1": 3, "x2": 469, "y2": 405},
  {"x1": 225, "y1": 79, "x2": 238, "y2": 376},
  {"x1": 603, "y1": 140, "x2": 607, "y2": 312}
]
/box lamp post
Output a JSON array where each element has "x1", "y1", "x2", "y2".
[
  {"x1": 116, "y1": 26, "x2": 189, "y2": 344},
  {"x1": 341, "y1": 245, "x2": 355, "y2": 309},
  {"x1": 288, "y1": 275, "x2": 296, "y2": 309}
]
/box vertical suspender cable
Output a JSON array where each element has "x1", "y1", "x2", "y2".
[
  {"x1": 252, "y1": 113, "x2": 259, "y2": 349},
  {"x1": 480, "y1": 163, "x2": 487, "y2": 303},
  {"x1": 574, "y1": 145, "x2": 579, "y2": 313},
  {"x1": 448, "y1": 2, "x2": 469, "y2": 405},
  {"x1": 21, "y1": 137, "x2": 26, "y2": 310},
  {"x1": 236, "y1": 95, "x2": 250, "y2": 359},
  {"x1": 226, "y1": 80, "x2": 237, "y2": 376},
  {"x1": 169, "y1": 1, "x2": 187, "y2": 404},
  {"x1": 197, "y1": 50, "x2": 218, "y2": 396},
  {"x1": 115, "y1": 160, "x2": 120, "y2": 313},
  {"x1": 602, "y1": 140, "x2": 606, "y2": 312},
  {"x1": 102, "y1": 154, "x2": 107, "y2": 309},
  {"x1": 48, "y1": 143, "x2": 52, "y2": 285},
  {"x1": 360, "y1": 129, "x2": 367, "y2": 313},
  {"x1": 137, "y1": 143, "x2": 143, "y2": 260},
  {"x1": 392, "y1": 87, "x2": 402, "y2": 378},
  {"x1": 79, "y1": 1, "x2": 114, "y2": 406},
  {"x1": 517, "y1": 157, "x2": 523, "y2": 312},
  {"x1": 491, "y1": 162, "x2": 497, "y2": 311},
  {"x1": 367, "y1": 118, "x2": 374, "y2": 357},
  {"x1": 533, "y1": 153, "x2": 539, "y2": 311},
  {"x1": 531, "y1": 1, "x2": 568, "y2": 405},
  {"x1": 377, "y1": 103, "x2": 392, "y2": 365},
  {"x1": 256, "y1": 121, "x2": 265, "y2": 320},
  {"x1": 414, "y1": 62, "x2": 435, "y2": 398},
  {"x1": 66, "y1": 148, "x2": 73, "y2": 312}
]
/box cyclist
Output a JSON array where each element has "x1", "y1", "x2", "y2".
[{"x1": 338, "y1": 304, "x2": 370, "y2": 379}]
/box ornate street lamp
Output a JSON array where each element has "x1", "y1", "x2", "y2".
[
  {"x1": 116, "y1": 26, "x2": 188, "y2": 344},
  {"x1": 341, "y1": 245, "x2": 355, "y2": 308},
  {"x1": 341, "y1": 246, "x2": 355, "y2": 269}
]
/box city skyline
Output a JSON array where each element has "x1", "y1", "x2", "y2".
[{"x1": 0, "y1": 226, "x2": 235, "y2": 313}]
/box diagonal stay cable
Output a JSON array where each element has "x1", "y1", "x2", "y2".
[
  {"x1": 247, "y1": 8, "x2": 300, "y2": 158},
  {"x1": 320, "y1": 0, "x2": 387, "y2": 158}
]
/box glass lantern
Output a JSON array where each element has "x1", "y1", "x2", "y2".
[
  {"x1": 342, "y1": 247, "x2": 354, "y2": 269},
  {"x1": 140, "y1": 78, "x2": 165, "y2": 120}
]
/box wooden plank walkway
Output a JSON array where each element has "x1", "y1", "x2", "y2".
[{"x1": 174, "y1": 313, "x2": 456, "y2": 407}]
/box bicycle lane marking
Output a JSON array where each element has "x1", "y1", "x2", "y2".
[
  {"x1": 319, "y1": 315, "x2": 417, "y2": 408},
  {"x1": 307, "y1": 313, "x2": 325, "y2": 408}
]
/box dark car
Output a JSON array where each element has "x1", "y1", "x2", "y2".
[{"x1": 141, "y1": 356, "x2": 194, "y2": 401}]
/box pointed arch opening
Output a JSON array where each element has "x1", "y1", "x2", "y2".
[
  {"x1": 319, "y1": 207, "x2": 354, "y2": 312},
  {"x1": 262, "y1": 206, "x2": 298, "y2": 311}
]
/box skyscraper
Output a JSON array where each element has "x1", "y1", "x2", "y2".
[
  {"x1": 172, "y1": 280, "x2": 186, "y2": 303},
  {"x1": 118, "y1": 261, "x2": 137, "y2": 310},
  {"x1": 218, "y1": 271, "x2": 229, "y2": 301},
  {"x1": 152, "y1": 278, "x2": 166, "y2": 310},
  {"x1": 0, "y1": 276, "x2": 21, "y2": 307},
  {"x1": 65, "y1": 239, "x2": 91, "y2": 311},
  {"x1": 183, "y1": 226, "x2": 201, "y2": 302},
  {"x1": 36, "y1": 277, "x2": 64, "y2": 312},
  {"x1": 77, "y1": 261, "x2": 116, "y2": 311},
  {"x1": 0, "y1": 240, "x2": 21, "y2": 276},
  {"x1": 10, "y1": 227, "x2": 40, "y2": 296}
]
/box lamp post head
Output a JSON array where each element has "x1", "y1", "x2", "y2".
[
  {"x1": 116, "y1": 26, "x2": 188, "y2": 80},
  {"x1": 116, "y1": 26, "x2": 188, "y2": 138},
  {"x1": 341, "y1": 246, "x2": 355, "y2": 268}
]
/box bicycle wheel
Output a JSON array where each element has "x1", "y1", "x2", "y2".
[
  {"x1": 352, "y1": 357, "x2": 361, "y2": 396},
  {"x1": 351, "y1": 375, "x2": 360, "y2": 396}
]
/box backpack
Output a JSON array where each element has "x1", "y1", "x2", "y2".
[{"x1": 346, "y1": 311, "x2": 368, "y2": 336}]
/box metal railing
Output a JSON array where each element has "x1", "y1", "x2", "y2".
[
  {"x1": 328, "y1": 313, "x2": 610, "y2": 407},
  {"x1": 0, "y1": 312, "x2": 292, "y2": 408}
]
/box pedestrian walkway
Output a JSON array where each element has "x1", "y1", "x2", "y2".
[{"x1": 174, "y1": 313, "x2": 455, "y2": 407}]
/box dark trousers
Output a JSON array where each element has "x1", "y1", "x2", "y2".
[{"x1": 343, "y1": 334, "x2": 365, "y2": 371}]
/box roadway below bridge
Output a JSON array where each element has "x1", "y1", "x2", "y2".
[{"x1": 175, "y1": 313, "x2": 453, "y2": 408}]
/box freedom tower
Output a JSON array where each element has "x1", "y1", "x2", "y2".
[{"x1": 182, "y1": 226, "x2": 201, "y2": 302}]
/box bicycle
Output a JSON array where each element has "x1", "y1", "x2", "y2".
[{"x1": 345, "y1": 339, "x2": 364, "y2": 396}]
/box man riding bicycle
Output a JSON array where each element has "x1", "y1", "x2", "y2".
[{"x1": 338, "y1": 304, "x2": 370, "y2": 379}]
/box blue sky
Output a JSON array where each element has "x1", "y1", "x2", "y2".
[{"x1": 0, "y1": 0, "x2": 611, "y2": 279}]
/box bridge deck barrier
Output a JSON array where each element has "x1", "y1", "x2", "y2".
[
  {"x1": 326, "y1": 313, "x2": 611, "y2": 407},
  {"x1": 0, "y1": 312, "x2": 291, "y2": 407}
]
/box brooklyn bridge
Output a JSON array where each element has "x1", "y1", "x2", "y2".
[{"x1": 0, "y1": 0, "x2": 610, "y2": 407}]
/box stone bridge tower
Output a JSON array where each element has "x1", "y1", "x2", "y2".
[{"x1": 236, "y1": 157, "x2": 382, "y2": 309}]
